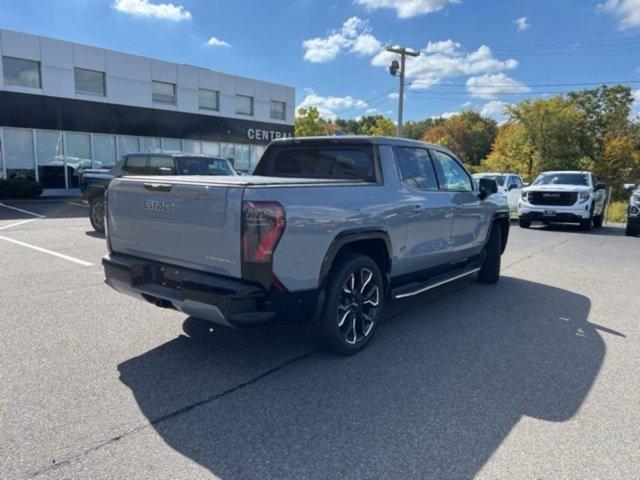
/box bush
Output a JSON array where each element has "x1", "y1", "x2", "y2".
[
  {"x1": 0, "y1": 178, "x2": 44, "y2": 199},
  {"x1": 606, "y1": 201, "x2": 628, "y2": 224}
]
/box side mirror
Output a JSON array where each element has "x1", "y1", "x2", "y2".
[
  {"x1": 522, "y1": 182, "x2": 529, "y2": 187},
  {"x1": 624, "y1": 183, "x2": 637, "y2": 191},
  {"x1": 508, "y1": 184, "x2": 518, "y2": 191},
  {"x1": 595, "y1": 183, "x2": 606, "y2": 191},
  {"x1": 478, "y1": 178, "x2": 498, "y2": 200}
]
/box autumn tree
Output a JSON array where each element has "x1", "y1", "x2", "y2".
[
  {"x1": 482, "y1": 123, "x2": 538, "y2": 180},
  {"x1": 361, "y1": 116, "x2": 396, "y2": 136},
  {"x1": 421, "y1": 111, "x2": 498, "y2": 166},
  {"x1": 295, "y1": 107, "x2": 326, "y2": 136}
]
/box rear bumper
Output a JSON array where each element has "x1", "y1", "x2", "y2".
[{"x1": 103, "y1": 253, "x2": 316, "y2": 328}]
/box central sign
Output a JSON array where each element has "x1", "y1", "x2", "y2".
[{"x1": 246, "y1": 128, "x2": 293, "y2": 142}]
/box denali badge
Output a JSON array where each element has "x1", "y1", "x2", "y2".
[{"x1": 144, "y1": 200, "x2": 175, "y2": 212}]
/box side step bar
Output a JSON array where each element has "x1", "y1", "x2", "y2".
[{"x1": 392, "y1": 266, "x2": 481, "y2": 300}]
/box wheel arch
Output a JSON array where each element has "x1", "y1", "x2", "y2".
[
  {"x1": 86, "y1": 184, "x2": 106, "y2": 202},
  {"x1": 491, "y1": 212, "x2": 510, "y2": 254}
]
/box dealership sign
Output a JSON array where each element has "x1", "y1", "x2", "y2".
[{"x1": 247, "y1": 128, "x2": 293, "y2": 141}]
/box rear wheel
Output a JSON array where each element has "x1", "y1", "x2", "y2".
[
  {"x1": 89, "y1": 196, "x2": 105, "y2": 233},
  {"x1": 626, "y1": 222, "x2": 638, "y2": 237},
  {"x1": 519, "y1": 218, "x2": 531, "y2": 229},
  {"x1": 312, "y1": 254, "x2": 384, "y2": 355},
  {"x1": 579, "y1": 215, "x2": 593, "y2": 232},
  {"x1": 478, "y1": 224, "x2": 502, "y2": 284}
]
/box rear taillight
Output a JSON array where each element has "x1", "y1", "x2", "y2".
[{"x1": 242, "y1": 201, "x2": 285, "y2": 263}]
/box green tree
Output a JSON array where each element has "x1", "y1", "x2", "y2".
[
  {"x1": 402, "y1": 119, "x2": 440, "y2": 140},
  {"x1": 482, "y1": 123, "x2": 538, "y2": 180},
  {"x1": 421, "y1": 111, "x2": 498, "y2": 165},
  {"x1": 295, "y1": 107, "x2": 326, "y2": 136},
  {"x1": 506, "y1": 96, "x2": 589, "y2": 172},
  {"x1": 361, "y1": 116, "x2": 396, "y2": 136},
  {"x1": 569, "y1": 85, "x2": 635, "y2": 161}
]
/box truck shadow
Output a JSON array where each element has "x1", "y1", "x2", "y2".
[{"x1": 118, "y1": 276, "x2": 612, "y2": 479}]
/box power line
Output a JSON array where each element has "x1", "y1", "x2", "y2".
[{"x1": 409, "y1": 79, "x2": 640, "y2": 88}]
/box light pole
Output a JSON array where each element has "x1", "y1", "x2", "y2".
[{"x1": 387, "y1": 46, "x2": 419, "y2": 137}]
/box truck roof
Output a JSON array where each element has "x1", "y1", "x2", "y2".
[{"x1": 270, "y1": 135, "x2": 443, "y2": 150}]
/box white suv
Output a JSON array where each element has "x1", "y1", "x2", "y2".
[
  {"x1": 473, "y1": 172, "x2": 525, "y2": 217},
  {"x1": 518, "y1": 171, "x2": 607, "y2": 231}
]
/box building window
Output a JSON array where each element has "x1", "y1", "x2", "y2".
[
  {"x1": 162, "y1": 138, "x2": 181, "y2": 152},
  {"x1": 183, "y1": 140, "x2": 202, "y2": 154},
  {"x1": 2, "y1": 57, "x2": 41, "y2": 89},
  {"x1": 152, "y1": 81, "x2": 176, "y2": 104},
  {"x1": 117, "y1": 135, "x2": 140, "y2": 155},
  {"x1": 36, "y1": 130, "x2": 65, "y2": 189},
  {"x1": 202, "y1": 141, "x2": 220, "y2": 156},
  {"x1": 270, "y1": 101, "x2": 286, "y2": 120},
  {"x1": 199, "y1": 89, "x2": 219, "y2": 111},
  {"x1": 141, "y1": 137, "x2": 161, "y2": 153},
  {"x1": 4, "y1": 128, "x2": 36, "y2": 180},
  {"x1": 94, "y1": 134, "x2": 117, "y2": 168},
  {"x1": 74, "y1": 68, "x2": 105, "y2": 96},
  {"x1": 235, "y1": 95, "x2": 253, "y2": 116}
]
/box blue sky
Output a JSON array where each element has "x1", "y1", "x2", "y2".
[{"x1": 1, "y1": 0, "x2": 639, "y2": 122}]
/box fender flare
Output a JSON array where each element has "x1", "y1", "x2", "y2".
[
  {"x1": 318, "y1": 228, "x2": 392, "y2": 290},
  {"x1": 85, "y1": 184, "x2": 107, "y2": 202}
]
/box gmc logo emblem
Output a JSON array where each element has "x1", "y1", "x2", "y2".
[
  {"x1": 543, "y1": 193, "x2": 561, "y2": 198},
  {"x1": 144, "y1": 200, "x2": 175, "y2": 212}
]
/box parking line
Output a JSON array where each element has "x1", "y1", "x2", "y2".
[
  {"x1": 0, "y1": 202, "x2": 94, "y2": 266},
  {"x1": 0, "y1": 202, "x2": 45, "y2": 231},
  {"x1": 69, "y1": 202, "x2": 89, "y2": 208},
  {"x1": 0, "y1": 235, "x2": 94, "y2": 266}
]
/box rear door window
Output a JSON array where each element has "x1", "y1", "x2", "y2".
[
  {"x1": 393, "y1": 147, "x2": 439, "y2": 191},
  {"x1": 256, "y1": 145, "x2": 376, "y2": 181},
  {"x1": 122, "y1": 156, "x2": 148, "y2": 175},
  {"x1": 148, "y1": 156, "x2": 177, "y2": 175}
]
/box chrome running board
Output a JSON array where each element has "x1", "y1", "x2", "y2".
[{"x1": 392, "y1": 267, "x2": 481, "y2": 300}]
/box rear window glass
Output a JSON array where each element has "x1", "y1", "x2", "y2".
[
  {"x1": 177, "y1": 157, "x2": 234, "y2": 175},
  {"x1": 148, "y1": 156, "x2": 177, "y2": 175},
  {"x1": 256, "y1": 146, "x2": 376, "y2": 181}
]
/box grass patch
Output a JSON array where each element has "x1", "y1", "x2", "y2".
[{"x1": 606, "y1": 201, "x2": 628, "y2": 223}]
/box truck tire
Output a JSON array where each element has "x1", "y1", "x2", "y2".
[
  {"x1": 89, "y1": 196, "x2": 105, "y2": 233},
  {"x1": 312, "y1": 253, "x2": 384, "y2": 356},
  {"x1": 478, "y1": 223, "x2": 502, "y2": 284},
  {"x1": 593, "y1": 213, "x2": 604, "y2": 228},
  {"x1": 626, "y1": 223, "x2": 638, "y2": 237},
  {"x1": 579, "y1": 216, "x2": 592, "y2": 232},
  {"x1": 519, "y1": 218, "x2": 531, "y2": 228}
]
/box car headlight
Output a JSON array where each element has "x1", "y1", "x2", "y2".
[
  {"x1": 631, "y1": 194, "x2": 640, "y2": 206},
  {"x1": 521, "y1": 191, "x2": 529, "y2": 200},
  {"x1": 579, "y1": 192, "x2": 590, "y2": 201}
]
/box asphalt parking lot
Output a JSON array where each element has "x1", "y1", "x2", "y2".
[{"x1": 1, "y1": 200, "x2": 639, "y2": 479}]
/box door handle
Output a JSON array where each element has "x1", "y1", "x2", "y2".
[
  {"x1": 143, "y1": 183, "x2": 172, "y2": 192},
  {"x1": 412, "y1": 204, "x2": 423, "y2": 212}
]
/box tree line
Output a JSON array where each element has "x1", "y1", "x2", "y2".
[{"x1": 295, "y1": 85, "x2": 640, "y2": 199}]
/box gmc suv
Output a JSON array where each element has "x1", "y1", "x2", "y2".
[
  {"x1": 102, "y1": 137, "x2": 510, "y2": 355},
  {"x1": 518, "y1": 171, "x2": 607, "y2": 231}
]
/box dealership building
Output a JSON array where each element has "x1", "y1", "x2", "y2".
[{"x1": 0, "y1": 28, "x2": 295, "y2": 193}]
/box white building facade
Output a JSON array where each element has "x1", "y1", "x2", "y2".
[{"x1": 0, "y1": 29, "x2": 295, "y2": 191}]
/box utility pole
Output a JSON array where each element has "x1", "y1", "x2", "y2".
[{"x1": 387, "y1": 46, "x2": 419, "y2": 137}]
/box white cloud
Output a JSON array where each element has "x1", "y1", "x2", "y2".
[
  {"x1": 302, "y1": 16, "x2": 383, "y2": 63},
  {"x1": 205, "y1": 36, "x2": 231, "y2": 48},
  {"x1": 599, "y1": 0, "x2": 640, "y2": 29},
  {"x1": 479, "y1": 100, "x2": 510, "y2": 123},
  {"x1": 514, "y1": 16, "x2": 530, "y2": 31},
  {"x1": 372, "y1": 42, "x2": 519, "y2": 90},
  {"x1": 297, "y1": 90, "x2": 368, "y2": 119},
  {"x1": 354, "y1": 0, "x2": 460, "y2": 18},
  {"x1": 425, "y1": 40, "x2": 461, "y2": 54},
  {"x1": 112, "y1": 0, "x2": 192, "y2": 21},
  {"x1": 632, "y1": 89, "x2": 640, "y2": 114},
  {"x1": 466, "y1": 73, "x2": 530, "y2": 99}
]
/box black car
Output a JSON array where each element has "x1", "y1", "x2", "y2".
[
  {"x1": 80, "y1": 153, "x2": 237, "y2": 233},
  {"x1": 624, "y1": 183, "x2": 640, "y2": 237}
]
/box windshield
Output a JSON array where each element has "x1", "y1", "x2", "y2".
[
  {"x1": 473, "y1": 174, "x2": 505, "y2": 186},
  {"x1": 533, "y1": 173, "x2": 589, "y2": 186},
  {"x1": 176, "y1": 157, "x2": 234, "y2": 176}
]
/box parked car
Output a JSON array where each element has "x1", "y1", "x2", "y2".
[
  {"x1": 624, "y1": 183, "x2": 640, "y2": 237},
  {"x1": 473, "y1": 172, "x2": 525, "y2": 217},
  {"x1": 518, "y1": 170, "x2": 607, "y2": 231},
  {"x1": 102, "y1": 136, "x2": 510, "y2": 355},
  {"x1": 80, "y1": 153, "x2": 237, "y2": 233}
]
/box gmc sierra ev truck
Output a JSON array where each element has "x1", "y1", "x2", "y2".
[{"x1": 103, "y1": 137, "x2": 509, "y2": 355}]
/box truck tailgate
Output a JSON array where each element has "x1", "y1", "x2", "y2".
[{"x1": 106, "y1": 177, "x2": 243, "y2": 278}]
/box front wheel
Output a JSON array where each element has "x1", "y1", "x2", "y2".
[
  {"x1": 579, "y1": 216, "x2": 592, "y2": 232},
  {"x1": 89, "y1": 196, "x2": 105, "y2": 233},
  {"x1": 312, "y1": 254, "x2": 384, "y2": 355},
  {"x1": 626, "y1": 222, "x2": 638, "y2": 237},
  {"x1": 478, "y1": 224, "x2": 502, "y2": 284}
]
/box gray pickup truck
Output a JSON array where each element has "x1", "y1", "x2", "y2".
[{"x1": 103, "y1": 137, "x2": 509, "y2": 354}]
